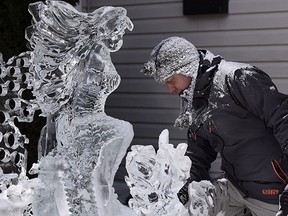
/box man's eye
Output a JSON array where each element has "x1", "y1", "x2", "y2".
[{"x1": 169, "y1": 78, "x2": 175, "y2": 85}]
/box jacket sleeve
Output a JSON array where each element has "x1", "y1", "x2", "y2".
[
  {"x1": 227, "y1": 67, "x2": 288, "y2": 154},
  {"x1": 186, "y1": 129, "x2": 218, "y2": 181},
  {"x1": 177, "y1": 130, "x2": 217, "y2": 204}
]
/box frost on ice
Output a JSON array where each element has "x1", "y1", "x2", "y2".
[{"x1": 0, "y1": 0, "x2": 229, "y2": 215}]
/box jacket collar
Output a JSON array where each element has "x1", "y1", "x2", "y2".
[
  {"x1": 195, "y1": 50, "x2": 222, "y2": 92},
  {"x1": 174, "y1": 50, "x2": 222, "y2": 129}
]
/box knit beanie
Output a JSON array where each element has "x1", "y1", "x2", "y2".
[
  {"x1": 141, "y1": 36, "x2": 199, "y2": 82},
  {"x1": 141, "y1": 37, "x2": 200, "y2": 129}
]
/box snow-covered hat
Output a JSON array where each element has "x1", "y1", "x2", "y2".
[
  {"x1": 141, "y1": 37, "x2": 201, "y2": 129},
  {"x1": 141, "y1": 36, "x2": 200, "y2": 82}
]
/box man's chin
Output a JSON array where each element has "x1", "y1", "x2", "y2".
[
  {"x1": 178, "y1": 91, "x2": 184, "y2": 96},
  {"x1": 179, "y1": 89, "x2": 186, "y2": 95},
  {"x1": 179, "y1": 88, "x2": 189, "y2": 96}
]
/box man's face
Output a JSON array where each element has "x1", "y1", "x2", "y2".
[{"x1": 162, "y1": 74, "x2": 192, "y2": 94}]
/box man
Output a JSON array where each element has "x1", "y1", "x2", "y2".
[{"x1": 141, "y1": 36, "x2": 288, "y2": 216}]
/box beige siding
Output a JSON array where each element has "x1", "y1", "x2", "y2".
[{"x1": 81, "y1": 0, "x2": 288, "y2": 186}]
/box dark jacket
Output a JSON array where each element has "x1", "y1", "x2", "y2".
[{"x1": 186, "y1": 50, "x2": 288, "y2": 204}]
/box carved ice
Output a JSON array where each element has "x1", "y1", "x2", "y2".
[
  {"x1": 0, "y1": 52, "x2": 36, "y2": 175},
  {"x1": 188, "y1": 179, "x2": 228, "y2": 216},
  {"x1": 125, "y1": 129, "x2": 191, "y2": 216},
  {"x1": 0, "y1": 52, "x2": 38, "y2": 215},
  {"x1": 125, "y1": 129, "x2": 228, "y2": 216},
  {"x1": 25, "y1": 0, "x2": 133, "y2": 117},
  {"x1": 24, "y1": 0, "x2": 134, "y2": 215}
]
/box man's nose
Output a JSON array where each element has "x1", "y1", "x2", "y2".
[{"x1": 167, "y1": 84, "x2": 176, "y2": 93}]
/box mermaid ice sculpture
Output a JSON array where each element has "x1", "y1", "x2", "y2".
[{"x1": 25, "y1": 0, "x2": 134, "y2": 215}]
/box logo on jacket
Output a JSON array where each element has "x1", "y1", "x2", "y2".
[{"x1": 262, "y1": 189, "x2": 279, "y2": 195}]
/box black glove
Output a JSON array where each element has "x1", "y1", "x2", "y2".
[
  {"x1": 277, "y1": 186, "x2": 288, "y2": 216},
  {"x1": 177, "y1": 182, "x2": 189, "y2": 205},
  {"x1": 177, "y1": 177, "x2": 193, "y2": 205}
]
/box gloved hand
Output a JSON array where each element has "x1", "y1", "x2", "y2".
[{"x1": 277, "y1": 185, "x2": 288, "y2": 216}]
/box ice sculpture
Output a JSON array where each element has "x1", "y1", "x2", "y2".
[
  {"x1": 188, "y1": 179, "x2": 228, "y2": 216},
  {"x1": 25, "y1": 0, "x2": 134, "y2": 215},
  {"x1": 0, "y1": 52, "x2": 39, "y2": 216},
  {"x1": 0, "y1": 167, "x2": 37, "y2": 216},
  {"x1": 0, "y1": 52, "x2": 36, "y2": 175},
  {"x1": 125, "y1": 129, "x2": 228, "y2": 216},
  {"x1": 125, "y1": 129, "x2": 191, "y2": 215}
]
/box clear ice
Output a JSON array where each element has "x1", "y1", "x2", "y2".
[
  {"x1": 0, "y1": 52, "x2": 37, "y2": 175},
  {"x1": 25, "y1": 0, "x2": 134, "y2": 215},
  {"x1": 0, "y1": 51, "x2": 38, "y2": 216},
  {"x1": 188, "y1": 179, "x2": 228, "y2": 216},
  {"x1": 0, "y1": 0, "x2": 228, "y2": 215},
  {"x1": 2, "y1": 0, "x2": 135, "y2": 215}
]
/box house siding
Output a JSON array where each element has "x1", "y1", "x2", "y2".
[{"x1": 80, "y1": 0, "x2": 288, "y2": 199}]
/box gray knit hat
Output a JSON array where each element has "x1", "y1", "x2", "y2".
[
  {"x1": 141, "y1": 36, "x2": 199, "y2": 82},
  {"x1": 141, "y1": 37, "x2": 200, "y2": 129}
]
